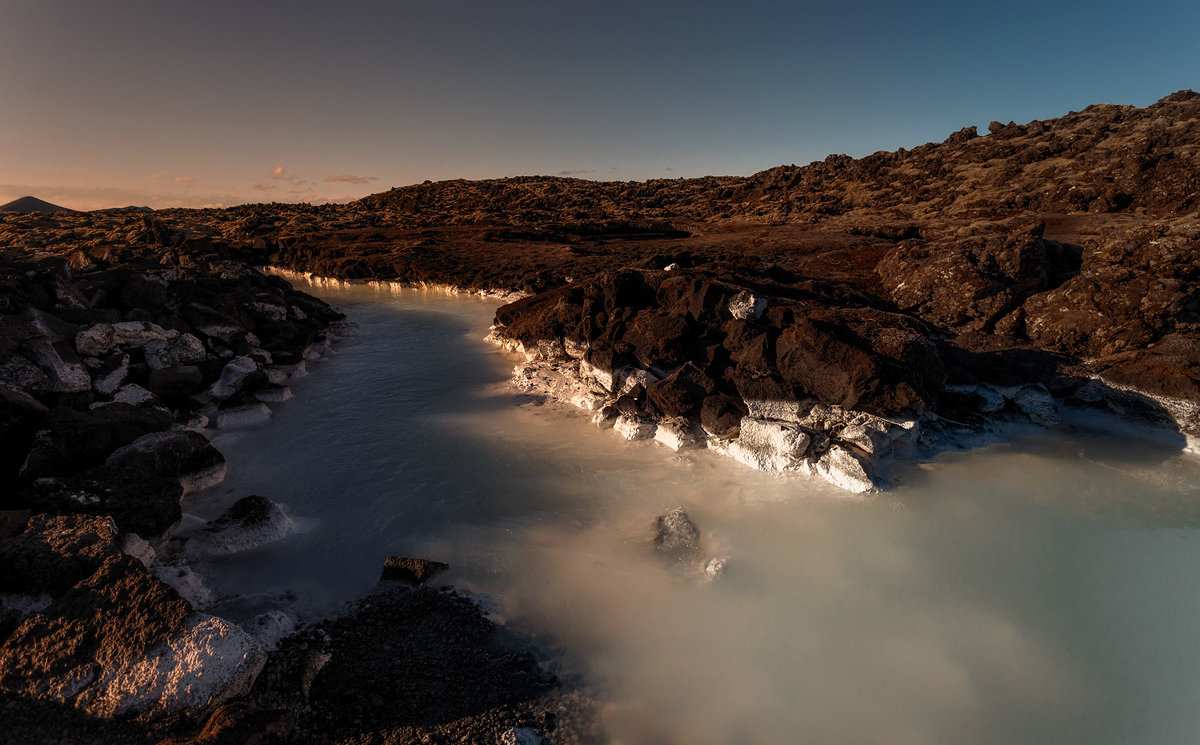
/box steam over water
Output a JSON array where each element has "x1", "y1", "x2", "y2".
[{"x1": 195, "y1": 282, "x2": 1200, "y2": 745}]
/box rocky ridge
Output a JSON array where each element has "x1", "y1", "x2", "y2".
[{"x1": 0, "y1": 245, "x2": 336, "y2": 740}]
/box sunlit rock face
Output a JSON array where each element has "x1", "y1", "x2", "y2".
[
  {"x1": 0, "y1": 520, "x2": 265, "y2": 720},
  {"x1": 488, "y1": 267, "x2": 947, "y2": 492}
]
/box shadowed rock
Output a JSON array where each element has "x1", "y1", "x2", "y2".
[{"x1": 381, "y1": 555, "x2": 449, "y2": 586}]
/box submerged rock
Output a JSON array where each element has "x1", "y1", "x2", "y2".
[
  {"x1": 654, "y1": 507, "x2": 701, "y2": 559},
  {"x1": 188, "y1": 495, "x2": 295, "y2": 556}
]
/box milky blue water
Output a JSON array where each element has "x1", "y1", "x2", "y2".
[{"x1": 193, "y1": 281, "x2": 1200, "y2": 745}]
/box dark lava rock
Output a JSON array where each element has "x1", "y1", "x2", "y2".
[
  {"x1": 215, "y1": 494, "x2": 277, "y2": 526},
  {"x1": 0, "y1": 514, "x2": 122, "y2": 596},
  {"x1": 105, "y1": 430, "x2": 225, "y2": 484},
  {"x1": 876, "y1": 221, "x2": 1078, "y2": 334},
  {"x1": 646, "y1": 362, "x2": 715, "y2": 417},
  {"x1": 381, "y1": 555, "x2": 450, "y2": 586},
  {"x1": 288, "y1": 587, "x2": 586, "y2": 743},
  {"x1": 774, "y1": 310, "x2": 944, "y2": 415},
  {"x1": 23, "y1": 464, "x2": 183, "y2": 541},
  {"x1": 0, "y1": 385, "x2": 47, "y2": 491},
  {"x1": 19, "y1": 403, "x2": 173, "y2": 482},
  {"x1": 0, "y1": 554, "x2": 191, "y2": 707},
  {"x1": 700, "y1": 393, "x2": 746, "y2": 437},
  {"x1": 147, "y1": 365, "x2": 205, "y2": 404}
]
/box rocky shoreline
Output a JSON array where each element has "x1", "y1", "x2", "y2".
[
  {"x1": 0, "y1": 248, "x2": 590, "y2": 743},
  {"x1": 1, "y1": 89, "x2": 1198, "y2": 740}
]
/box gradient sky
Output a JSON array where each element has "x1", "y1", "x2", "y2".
[{"x1": 1, "y1": 0, "x2": 1197, "y2": 210}]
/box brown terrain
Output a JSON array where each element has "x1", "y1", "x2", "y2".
[{"x1": 0, "y1": 90, "x2": 1198, "y2": 741}]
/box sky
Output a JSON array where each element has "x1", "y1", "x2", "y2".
[{"x1": 1, "y1": 0, "x2": 1197, "y2": 210}]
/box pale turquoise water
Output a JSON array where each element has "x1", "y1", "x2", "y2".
[{"x1": 193, "y1": 281, "x2": 1200, "y2": 745}]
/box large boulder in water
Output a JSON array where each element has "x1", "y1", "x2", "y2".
[
  {"x1": 653, "y1": 507, "x2": 700, "y2": 560},
  {"x1": 185, "y1": 495, "x2": 294, "y2": 557}
]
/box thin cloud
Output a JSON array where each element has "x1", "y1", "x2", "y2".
[
  {"x1": 173, "y1": 176, "x2": 194, "y2": 183},
  {"x1": 557, "y1": 169, "x2": 594, "y2": 176},
  {"x1": 147, "y1": 172, "x2": 164, "y2": 180},
  {"x1": 325, "y1": 174, "x2": 378, "y2": 185},
  {"x1": 253, "y1": 182, "x2": 276, "y2": 191},
  {"x1": 269, "y1": 166, "x2": 286, "y2": 179}
]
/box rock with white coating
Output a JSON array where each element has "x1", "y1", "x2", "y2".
[
  {"x1": 499, "y1": 727, "x2": 543, "y2": 745},
  {"x1": 121, "y1": 534, "x2": 156, "y2": 568},
  {"x1": 728, "y1": 290, "x2": 768, "y2": 321},
  {"x1": 815, "y1": 444, "x2": 883, "y2": 494},
  {"x1": 614, "y1": 413, "x2": 656, "y2": 440},
  {"x1": 143, "y1": 333, "x2": 206, "y2": 370},
  {"x1": 729, "y1": 416, "x2": 811, "y2": 471},
  {"x1": 834, "y1": 414, "x2": 902, "y2": 457},
  {"x1": 0, "y1": 554, "x2": 263, "y2": 719},
  {"x1": 743, "y1": 398, "x2": 808, "y2": 423},
  {"x1": 188, "y1": 495, "x2": 295, "y2": 557},
  {"x1": 75, "y1": 323, "x2": 117, "y2": 357},
  {"x1": 93, "y1": 354, "x2": 130, "y2": 396},
  {"x1": 241, "y1": 610, "x2": 296, "y2": 651},
  {"x1": 703, "y1": 556, "x2": 728, "y2": 580},
  {"x1": 654, "y1": 417, "x2": 702, "y2": 450},
  {"x1": 1001, "y1": 383, "x2": 1060, "y2": 426},
  {"x1": 26, "y1": 336, "x2": 91, "y2": 393},
  {"x1": 78, "y1": 613, "x2": 266, "y2": 718},
  {"x1": 113, "y1": 383, "x2": 155, "y2": 406},
  {"x1": 152, "y1": 563, "x2": 214, "y2": 607},
  {"x1": 209, "y1": 356, "x2": 260, "y2": 400}
]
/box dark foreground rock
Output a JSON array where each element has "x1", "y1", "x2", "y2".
[{"x1": 148, "y1": 587, "x2": 598, "y2": 745}]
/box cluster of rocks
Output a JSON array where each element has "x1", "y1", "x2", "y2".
[
  {"x1": 488, "y1": 266, "x2": 938, "y2": 492},
  {"x1": 0, "y1": 249, "x2": 350, "y2": 740},
  {"x1": 0, "y1": 244, "x2": 589, "y2": 742},
  {"x1": 488, "y1": 262, "x2": 1098, "y2": 492},
  {"x1": 0, "y1": 250, "x2": 344, "y2": 521}
]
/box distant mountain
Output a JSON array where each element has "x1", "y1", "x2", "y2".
[{"x1": 0, "y1": 196, "x2": 73, "y2": 214}]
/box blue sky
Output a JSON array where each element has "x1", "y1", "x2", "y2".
[{"x1": 1, "y1": 0, "x2": 1196, "y2": 208}]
